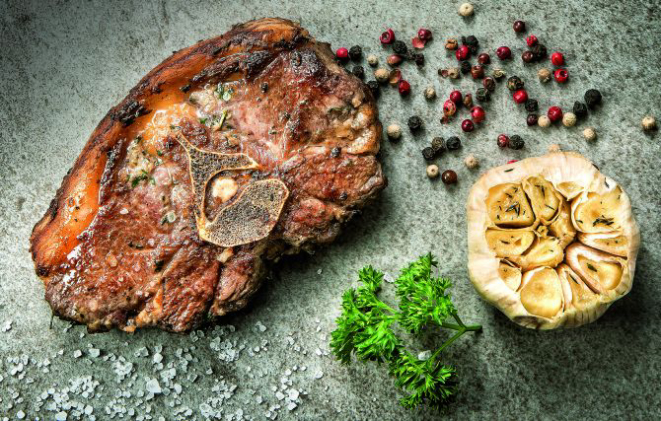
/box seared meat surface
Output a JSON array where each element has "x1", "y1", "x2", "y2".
[{"x1": 30, "y1": 18, "x2": 385, "y2": 332}]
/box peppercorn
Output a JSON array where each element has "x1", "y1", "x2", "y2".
[
  {"x1": 456, "y1": 45, "x2": 471, "y2": 61},
  {"x1": 459, "y1": 3, "x2": 474, "y2": 17},
  {"x1": 367, "y1": 55, "x2": 379, "y2": 67},
  {"x1": 492, "y1": 68, "x2": 507, "y2": 80},
  {"x1": 471, "y1": 106, "x2": 486, "y2": 123},
  {"x1": 513, "y1": 20, "x2": 526, "y2": 33},
  {"x1": 351, "y1": 66, "x2": 365, "y2": 79},
  {"x1": 513, "y1": 89, "x2": 528, "y2": 104},
  {"x1": 417, "y1": 28, "x2": 433, "y2": 42},
  {"x1": 463, "y1": 35, "x2": 479, "y2": 54},
  {"x1": 476, "y1": 88, "x2": 491, "y2": 102},
  {"x1": 463, "y1": 93, "x2": 473, "y2": 108},
  {"x1": 392, "y1": 40, "x2": 407, "y2": 55},
  {"x1": 398, "y1": 80, "x2": 411, "y2": 95},
  {"x1": 442, "y1": 170, "x2": 458, "y2": 185},
  {"x1": 478, "y1": 53, "x2": 491, "y2": 65},
  {"x1": 412, "y1": 53, "x2": 425, "y2": 67},
  {"x1": 443, "y1": 100, "x2": 457, "y2": 118},
  {"x1": 349, "y1": 45, "x2": 362, "y2": 61},
  {"x1": 522, "y1": 51, "x2": 535, "y2": 63},
  {"x1": 445, "y1": 38, "x2": 458, "y2": 50},
  {"x1": 526, "y1": 34, "x2": 538, "y2": 47},
  {"x1": 367, "y1": 81, "x2": 380, "y2": 98},
  {"x1": 507, "y1": 76, "x2": 524, "y2": 91},
  {"x1": 460, "y1": 60, "x2": 471, "y2": 74},
  {"x1": 525, "y1": 99, "x2": 538, "y2": 113},
  {"x1": 554, "y1": 68, "x2": 569, "y2": 83},
  {"x1": 538, "y1": 68, "x2": 552, "y2": 83},
  {"x1": 538, "y1": 115, "x2": 551, "y2": 128},
  {"x1": 562, "y1": 112, "x2": 577, "y2": 127},
  {"x1": 446, "y1": 136, "x2": 462, "y2": 150},
  {"x1": 531, "y1": 43, "x2": 547, "y2": 61},
  {"x1": 387, "y1": 124, "x2": 401, "y2": 140},
  {"x1": 471, "y1": 65, "x2": 485, "y2": 79},
  {"x1": 427, "y1": 164, "x2": 440, "y2": 179},
  {"x1": 573, "y1": 101, "x2": 588, "y2": 119},
  {"x1": 336, "y1": 48, "x2": 349, "y2": 62},
  {"x1": 390, "y1": 69, "x2": 402, "y2": 85},
  {"x1": 483, "y1": 76, "x2": 496, "y2": 92},
  {"x1": 422, "y1": 147, "x2": 436, "y2": 161},
  {"x1": 509, "y1": 135, "x2": 525, "y2": 150},
  {"x1": 496, "y1": 46, "x2": 512, "y2": 60},
  {"x1": 424, "y1": 86, "x2": 436, "y2": 100},
  {"x1": 547, "y1": 106, "x2": 563, "y2": 123},
  {"x1": 447, "y1": 67, "x2": 460, "y2": 79},
  {"x1": 380, "y1": 29, "x2": 395, "y2": 45},
  {"x1": 431, "y1": 137, "x2": 445, "y2": 152},
  {"x1": 584, "y1": 89, "x2": 602, "y2": 109},
  {"x1": 261, "y1": 82, "x2": 269, "y2": 92},
  {"x1": 526, "y1": 113, "x2": 539, "y2": 126},
  {"x1": 583, "y1": 127, "x2": 597, "y2": 141},
  {"x1": 450, "y1": 90, "x2": 463, "y2": 104},
  {"x1": 408, "y1": 116, "x2": 423, "y2": 132},
  {"x1": 497, "y1": 134, "x2": 510, "y2": 148},
  {"x1": 374, "y1": 68, "x2": 389, "y2": 84},
  {"x1": 464, "y1": 154, "x2": 478, "y2": 169},
  {"x1": 387, "y1": 54, "x2": 403, "y2": 67},
  {"x1": 551, "y1": 52, "x2": 564, "y2": 66},
  {"x1": 642, "y1": 115, "x2": 658, "y2": 131}
]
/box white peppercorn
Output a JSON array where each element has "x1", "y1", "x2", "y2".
[
  {"x1": 583, "y1": 127, "x2": 597, "y2": 142},
  {"x1": 459, "y1": 3, "x2": 474, "y2": 17},
  {"x1": 367, "y1": 54, "x2": 379, "y2": 67},
  {"x1": 464, "y1": 154, "x2": 478, "y2": 169},
  {"x1": 426, "y1": 164, "x2": 440, "y2": 179},
  {"x1": 424, "y1": 86, "x2": 436, "y2": 100},
  {"x1": 538, "y1": 68, "x2": 552, "y2": 83},
  {"x1": 642, "y1": 115, "x2": 657, "y2": 131},
  {"x1": 387, "y1": 124, "x2": 402, "y2": 140},
  {"x1": 538, "y1": 115, "x2": 551, "y2": 128},
  {"x1": 374, "y1": 68, "x2": 389, "y2": 84},
  {"x1": 562, "y1": 112, "x2": 577, "y2": 127}
]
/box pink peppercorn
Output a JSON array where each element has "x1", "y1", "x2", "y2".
[
  {"x1": 380, "y1": 29, "x2": 395, "y2": 45},
  {"x1": 551, "y1": 52, "x2": 565, "y2": 66},
  {"x1": 461, "y1": 119, "x2": 475, "y2": 132},
  {"x1": 526, "y1": 35, "x2": 538, "y2": 47},
  {"x1": 336, "y1": 48, "x2": 349, "y2": 61},
  {"x1": 456, "y1": 45, "x2": 471, "y2": 61},
  {"x1": 513, "y1": 89, "x2": 528, "y2": 104},
  {"x1": 496, "y1": 46, "x2": 512, "y2": 60},
  {"x1": 398, "y1": 80, "x2": 411, "y2": 95},
  {"x1": 478, "y1": 53, "x2": 491, "y2": 64},
  {"x1": 497, "y1": 134, "x2": 510, "y2": 148},
  {"x1": 471, "y1": 106, "x2": 486, "y2": 123},
  {"x1": 450, "y1": 90, "x2": 463, "y2": 104},
  {"x1": 548, "y1": 106, "x2": 563, "y2": 122},
  {"x1": 418, "y1": 28, "x2": 433, "y2": 41},
  {"x1": 554, "y1": 68, "x2": 569, "y2": 83}
]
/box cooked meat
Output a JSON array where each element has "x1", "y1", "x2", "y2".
[{"x1": 29, "y1": 18, "x2": 385, "y2": 332}]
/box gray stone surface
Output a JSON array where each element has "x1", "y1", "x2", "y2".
[{"x1": 1, "y1": 0, "x2": 660, "y2": 419}]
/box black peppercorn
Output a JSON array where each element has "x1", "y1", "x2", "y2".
[
  {"x1": 411, "y1": 53, "x2": 425, "y2": 67},
  {"x1": 509, "y1": 135, "x2": 525, "y2": 150},
  {"x1": 422, "y1": 147, "x2": 436, "y2": 161},
  {"x1": 460, "y1": 61, "x2": 471, "y2": 74},
  {"x1": 331, "y1": 147, "x2": 341, "y2": 157},
  {"x1": 349, "y1": 45, "x2": 362, "y2": 61},
  {"x1": 507, "y1": 76, "x2": 524, "y2": 92},
  {"x1": 366, "y1": 80, "x2": 380, "y2": 98},
  {"x1": 525, "y1": 99, "x2": 538, "y2": 113},
  {"x1": 351, "y1": 66, "x2": 365, "y2": 79},
  {"x1": 463, "y1": 35, "x2": 479, "y2": 54},
  {"x1": 526, "y1": 114, "x2": 538, "y2": 126},
  {"x1": 482, "y1": 76, "x2": 496, "y2": 92},
  {"x1": 531, "y1": 43, "x2": 547, "y2": 61},
  {"x1": 431, "y1": 136, "x2": 445, "y2": 152},
  {"x1": 446, "y1": 136, "x2": 462, "y2": 150},
  {"x1": 475, "y1": 88, "x2": 491, "y2": 102},
  {"x1": 584, "y1": 89, "x2": 602, "y2": 109},
  {"x1": 521, "y1": 51, "x2": 535, "y2": 63},
  {"x1": 408, "y1": 116, "x2": 423, "y2": 132},
  {"x1": 573, "y1": 101, "x2": 588, "y2": 119},
  {"x1": 441, "y1": 169, "x2": 458, "y2": 185},
  {"x1": 260, "y1": 82, "x2": 269, "y2": 93},
  {"x1": 393, "y1": 40, "x2": 408, "y2": 55}
]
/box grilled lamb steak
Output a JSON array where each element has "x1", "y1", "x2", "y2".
[{"x1": 30, "y1": 18, "x2": 385, "y2": 332}]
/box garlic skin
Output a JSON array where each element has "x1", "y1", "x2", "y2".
[{"x1": 467, "y1": 152, "x2": 640, "y2": 329}]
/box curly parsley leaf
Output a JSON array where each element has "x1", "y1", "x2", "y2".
[{"x1": 330, "y1": 254, "x2": 481, "y2": 411}]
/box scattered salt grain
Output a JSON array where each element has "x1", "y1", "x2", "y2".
[
  {"x1": 418, "y1": 350, "x2": 432, "y2": 361},
  {"x1": 73, "y1": 350, "x2": 83, "y2": 358}
]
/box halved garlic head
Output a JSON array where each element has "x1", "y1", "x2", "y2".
[{"x1": 467, "y1": 152, "x2": 640, "y2": 329}]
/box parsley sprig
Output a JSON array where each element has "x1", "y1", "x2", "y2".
[{"x1": 330, "y1": 253, "x2": 481, "y2": 411}]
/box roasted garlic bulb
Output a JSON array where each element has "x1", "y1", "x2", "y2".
[{"x1": 467, "y1": 152, "x2": 640, "y2": 329}]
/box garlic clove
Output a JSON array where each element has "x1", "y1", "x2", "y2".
[
  {"x1": 577, "y1": 232, "x2": 628, "y2": 257},
  {"x1": 548, "y1": 199, "x2": 576, "y2": 249},
  {"x1": 565, "y1": 243, "x2": 628, "y2": 294},
  {"x1": 520, "y1": 267, "x2": 563, "y2": 319},
  {"x1": 522, "y1": 176, "x2": 561, "y2": 223},
  {"x1": 498, "y1": 260, "x2": 522, "y2": 291},
  {"x1": 571, "y1": 187, "x2": 623, "y2": 234},
  {"x1": 557, "y1": 263, "x2": 599, "y2": 310},
  {"x1": 555, "y1": 181, "x2": 584, "y2": 200},
  {"x1": 486, "y1": 183, "x2": 536, "y2": 228},
  {"x1": 486, "y1": 229, "x2": 535, "y2": 258},
  {"x1": 510, "y1": 236, "x2": 564, "y2": 271}
]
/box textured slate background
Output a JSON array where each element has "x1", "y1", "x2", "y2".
[{"x1": 1, "y1": 0, "x2": 660, "y2": 419}]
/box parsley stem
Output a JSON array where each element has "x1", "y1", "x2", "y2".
[{"x1": 432, "y1": 320, "x2": 482, "y2": 362}]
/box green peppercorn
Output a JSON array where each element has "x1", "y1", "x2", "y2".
[
  {"x1": 412, "y1": 53, "x2": 425, "y2": 67},
  {"x1": 460, "y1": 61, "x2": 471, "y2": 74},
  {"x1": 446, "y1": 136, "x2": 462, "y2": 150},
  {"x1": 525, "y1": 99, "x2": 538, "y2": 112},
  {"x1": 408, "y1": 116, "x2": 423, "y2": 132},
  {"x1": 349, "y1": 45, "x2": 362, "y2": 61},
  {"x1": 584, "y1": 89, "x2": 602, "y2": 109},
  {"x1": 573, "y1": 101, "x2": 588, "y2": 119},
  {"x1": 351, "y1": 66, "x2": 365, "y2": 79},
  {"x1": 492, "y1": 68, "x2": 507, "y2": 80},
  {"x1": 431, "y1": 137, "x2": 445, "y2": 152},
  {"x1": 393, "y1": 40, "x2": 408, "y2": 55},
  {"x1": 509, "y1": 135, "x2": 525, "y2": 150},
  {"x1": 475, "y1": 88, "x2": 491, "y2": 102},
  {"x1": 507, "y1": 76, "x2": 524, "y2": 92},
  {"x1": 366, "y1": 81, "x2": 380, "y2": 98},
  {"x1": 422, "y1": 147, "x2": 436, "y2": 161}
]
